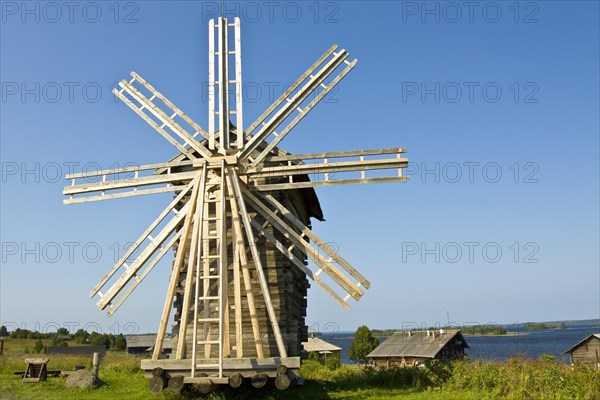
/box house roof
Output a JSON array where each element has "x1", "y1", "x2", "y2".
[
  {"x1": 302, "y1": 337, "x2": 341, "y2": 353},
  {"x1": 367, "y1": 329, "x2": 469, "y2": 359},
  {"x1": 563, "y1": 333, "x2": 600, "y2": 354},
  {"x1": 125, "y1": 334, "x2": 172, "y2": 349}
]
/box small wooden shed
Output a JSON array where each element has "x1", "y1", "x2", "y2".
[
  {"x1": 302, "y1": 336, "x2": 342, "y2": 360},
  {"x1": 564, "y1": 333, "x2": 600, "y2": 369},
  {"x1": 367, "y1": 329, "x2": 469, "y2": 368},
  {"x1": 47, "y1": 345, "x2": 106, "y2": 356}
]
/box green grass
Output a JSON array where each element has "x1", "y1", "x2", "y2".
[{"x1": 1, "y1": 339, "x2": 598, "y2": 399}]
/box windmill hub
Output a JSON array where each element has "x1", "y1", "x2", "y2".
[
  {"x1": 64, "y1": 16, "x2": 409, "y2": 391},
  {"x1": 194, "y1": 155, "x2": 239, "y2": 167}
]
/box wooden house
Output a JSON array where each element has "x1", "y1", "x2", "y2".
[
  {"x1": 125, "y1": 334, "x2": 173, "y2": 355},
  {"x1": 302, "y1": 336, "x2": 342, "y2": 360},
  {"x1": 367, "y1": 329, "x2": 469, "y2": 367},
  {"x1": 564, "y1": 333, "x2": 600, "y2": 369},
  {"x1": 47, "y1": 345, "x2": 106, "y2": 356}
]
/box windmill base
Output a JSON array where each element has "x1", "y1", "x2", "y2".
[{"x1": 141, "y1": 357, "x2": 300, "y2": 392}]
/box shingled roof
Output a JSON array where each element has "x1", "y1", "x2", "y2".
[
  {"x1": 367, "y1": 329, "x2": 469, "y2": 359},
  {"x1": 563, "y1": 333, "x2": 600, "y2": 354},
  {"x1": 125, "y1": 334, "x2": 172, "y2": 350},
  {"x1": 302, "y1": 337, "x2": 342, "y2": 353}
]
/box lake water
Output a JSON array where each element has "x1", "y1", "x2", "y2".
[{"x1": 320, "y1": 323, "x2": 600, "y2": 364}]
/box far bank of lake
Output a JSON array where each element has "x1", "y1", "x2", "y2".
[{"x1": 319, "y1": 320, "x2": 600, "y2": 364}]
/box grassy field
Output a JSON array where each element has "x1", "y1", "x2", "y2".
[{"x1": 1, "y1": 339, "x2": 598, "y2": 399}]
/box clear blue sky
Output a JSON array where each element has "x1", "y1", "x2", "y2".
[{"x1": 1, "y1": 1, "x2": 598, "y2": 335}]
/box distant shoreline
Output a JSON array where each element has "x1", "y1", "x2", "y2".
[
  {"x1": 368, "y1": 319, "x2": 600, "y2": 339},
  {"x1": 465, "y1": 331, "x2": 529, "y2": 337}
]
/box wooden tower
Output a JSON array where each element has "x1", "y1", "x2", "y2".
[{"x1": 64, "y1": 18, "x2": 409, "y2": 391}]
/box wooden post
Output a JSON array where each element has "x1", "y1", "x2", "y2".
[
  {"x1": 177, "y1": 168, "x2": 207, "y2": 359},
  {"x1": 0, "y1": 339, "x2": 4, "y2": 355},
  {"x1": 250, "y1": 373, "x2": 268, "y2": 389},
  {"x1": 149, "y1": 376, "x2": 166, "y2": 393},
  {"x1": 228, "y1": 372, "x2": 244, "y2": 388},
  {"x1": 275, "y1": 373, "x2": 293, "y2": 391},
  {"x1": 230, "y1": 170, "x2": 288, "y2": 358},
  {"x1": 167, "y1": 375, "x2": 185, "y2": 393},
  {"x1": 225, "y1": 170, "x2": 264, "y2": 358},
  {"x1": 195, "y1": 379, "x2": 215, "y2": 394},
  {"x1": 232, "y1": 224, "x2": 243, "y2": 358},
  {"x1": 154, "y1": 174, "x2": 202, "y2": 360},
  {"x1": 92, "y1": 352, "x2": 101, "y2": 376}
]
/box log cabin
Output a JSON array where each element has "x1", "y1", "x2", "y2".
[
  {"x1": 564, "y1": 333, "x2": 600, "y2": 369},
  {"x1": 367, "y1": 329, "x2": 469, "y2": 367}
]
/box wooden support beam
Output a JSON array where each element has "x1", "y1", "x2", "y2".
[
  {"x1": 177, "y1": 166, "x2": 208, "y2": 359},
  {"x1": 153, "y1": 171, "x2": 204, "y2": 360},
  {"x1": 232, "y1": 224, "x2": 243, "y2": 357},
  {"x1": 230, "y1": 170, "x2": 290, "y2": 358},
  {"x1": 224, "y1": 170, "x2": 265, "y2": 358}
]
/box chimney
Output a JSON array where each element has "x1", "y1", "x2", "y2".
[
  {"x1": 426, "y1": 330, "x2": 430, "y2": 337},
  {"x1": 408, "y1": 331, "x2": 412, "y2": 337}
]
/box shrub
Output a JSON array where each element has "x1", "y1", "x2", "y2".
[
  {"x1": 446, "y1": 357, "x2": 600, "y2": 399},
  {"x1": 33, "y1": 340, "x2": 46, "y2": 354},
  {"x1": 325, "y1": 356, "x2": 341, "y2": 371}
]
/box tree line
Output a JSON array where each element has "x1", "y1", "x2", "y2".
[{"x1": 0, "y1": 325, "x2": 126, "y2": 352}]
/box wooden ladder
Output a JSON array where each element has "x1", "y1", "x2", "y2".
[{"x1": 191, "y1": 164, "x2": 227, "y2": 378}]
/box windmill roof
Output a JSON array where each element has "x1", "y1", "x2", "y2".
[
  {"x1": 302, "y1": 337, "x2": 342, "y2": 352},
  {"x1": 367, "y1": 329, "x2": 469, "y2": 359},
  {"x1": 563, "y1": 333, "x2": 600, "y2": 354}
]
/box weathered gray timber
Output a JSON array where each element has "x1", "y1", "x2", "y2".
[
  {"x1": 564, "y1": 333, "x2": 600, "y2": 369},
  {"x1": 64, "y1": 16, "x2": 410, "y2": 392}
]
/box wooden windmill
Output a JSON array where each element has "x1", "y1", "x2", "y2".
[{"x1": 64, "y1": 18, "x2": 409, "y2": 391}]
